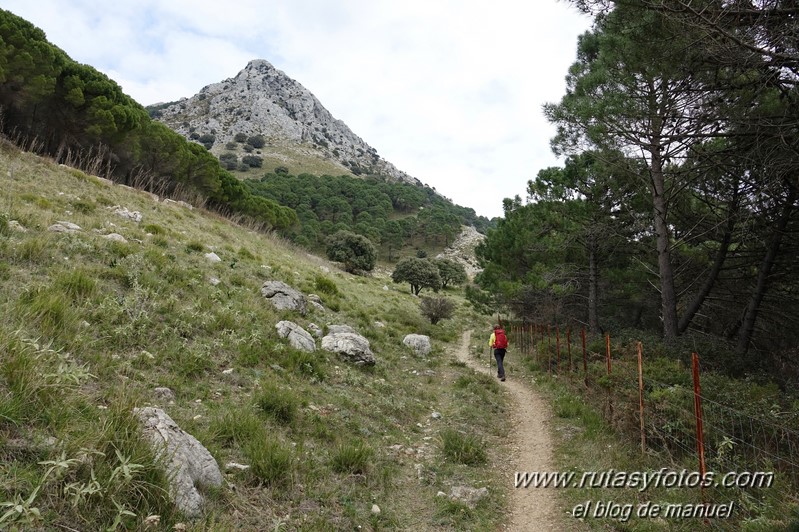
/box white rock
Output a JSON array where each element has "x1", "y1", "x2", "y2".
[
  {"x1": 110, "y1": 206, "x2": 143, "y2": 223},
  {"x1": 134, "y1": 407, "x2": 222, "y2": 518},
  {"x1": 275, "y1": 321, "x2": 316, "y2": 352},
  {"x1": 321, "y1": 332, "x2": 375, "y2": 366},
  {"x1": 8, "y1": 220, "x2": 27, "y2": 232},
  {"x1": 449, "y1": 486, "x2": 489, "y2": 509},
  {"x1": 371, "y1": 504, "x2": 381, "y2": 515},
  {"x1": 403, "y1": 334, "x2": 432, "y2": 356},
  {"x1": 103, "y1": 233, "x2": 128, "y2": 243},
  {"x1": 205, "y1": 252, "x2": 222, "y2": 263},
  {"x1": 261, "y1": 281, "x2": 307, "y2": 315},
  {"x1": 49, "y1": 221, "x2": 82, "y2": 233}
]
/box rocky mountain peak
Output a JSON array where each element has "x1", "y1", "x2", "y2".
[{"x1": 153, "y1": 59, "x2": 421, "y2": 185}]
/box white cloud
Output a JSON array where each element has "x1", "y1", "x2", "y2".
[{"x1": 2, "y1": 0, "x2": 592, "y2": 218}]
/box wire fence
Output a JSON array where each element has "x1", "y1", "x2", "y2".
[{"x1": 508, "y1": 322, "x2": 799, "y2": 525}]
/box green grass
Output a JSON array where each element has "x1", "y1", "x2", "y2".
[
  {"x1": 245, "y1": 437, "x2": 294, "y2": 488},
  {"x1": 255, "y1": 383, "x2": 298, "y2": 425},
  {"x1": 0, "y1": 142, "x2": 504, "y2": 530},
  {"x1": 440, "y1": 428, "x2": 487, "y2": 466},
  {"x1": 330, "y1": 441, "x2": 374, "y2": 474}
]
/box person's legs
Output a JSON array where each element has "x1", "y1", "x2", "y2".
[{"x1": 494, "y1": 348, "x2": 506, "y2": 380}]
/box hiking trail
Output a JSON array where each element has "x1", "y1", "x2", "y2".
[{"x1": 455, "y1": 330, "x2": 572, "y2": 531}]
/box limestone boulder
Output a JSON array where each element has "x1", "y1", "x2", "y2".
[
  {"x1": 403, "y1": 334, "x2": 431, "y2": 356},
  {"x1": 260, "y1": 281, "x2": 307, "y2": 315},
  {"x1": 134, "y1": 407, "x2": 222, "y2": 518},
  {"x1": 275, "y1": 321, "x2": 316, "y2": 352},
  {"x1": 321, "y1": 332, "x2": 375, "y2": 366}
]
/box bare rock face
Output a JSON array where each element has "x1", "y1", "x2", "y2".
[
  {"x1": 403, "y1": 334, "x2": 431, "y2": 356},
  {"x1": 260, "y1": 281, "x2": 307, "y2": 315},
  {"x1": 275, "y1": 321, "x2": 316, "y2": 352},
  {"x1": 436, "y1": 225, "x2": 485, "y2": 279},
  {"x1": 152, "y1": 59, "x2": 420, "y2": 185},
  {"x1": 321, "y1": 332, "x2": 376, "y2": 366},
  {"x1": 134, "y1": 407, "x2": 223, "y2": 518}
]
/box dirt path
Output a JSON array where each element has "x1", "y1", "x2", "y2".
[{"x1": 455, "y1": 330, "x2": 569, "y2": 531}]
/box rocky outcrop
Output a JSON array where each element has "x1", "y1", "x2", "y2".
[
  {"x1": 436, "y1": 225, "x2": 485, "y2": 279},
  {"x1": 321, "y1": 332, "x2": 375, "y2": 366},
  {"x1": 152, "y1": 59, "x2": 420, "y2": 185},
  {"x1": 260, "y1": 281, "x2": 307, "y2": 315},
  {"x1": 402, "y1": 334, "x2": 431, "y2": 356},
  {"x1": 275, "y1": 321, "x2": 316, "y2": 352},
  {"x1": 134, "y1": 407, "x2": 223, "y2": 518}
]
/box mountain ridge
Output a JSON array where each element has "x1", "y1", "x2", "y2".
[{"x1": 151, "y1": 59, "x2": 422, "y2": 185}]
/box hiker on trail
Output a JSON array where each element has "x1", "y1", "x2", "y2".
[{"x1": 489, "y1": 324, "x2": 508, "y2": 381}]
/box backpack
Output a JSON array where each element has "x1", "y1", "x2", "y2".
[{"x1": 494, "y1": 329, "x2": 508, "y2": 349}]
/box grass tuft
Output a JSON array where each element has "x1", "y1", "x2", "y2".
[
  {"x1": 440, "y1": 428, "x2": 487, "y2": 466},
  {"x1": 245, "y1": 438, "x2": 294, "y2": 488},
  {"x1": 330, "y1": 441, "x2": 373, "y2": 474},
  {"x1": 255, "y1": 383, "x2": 298, "y2": 425}
]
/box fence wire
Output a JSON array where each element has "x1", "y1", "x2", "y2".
[{"x1": 509, "y1": 323, "x2": 799, "y2": 526}]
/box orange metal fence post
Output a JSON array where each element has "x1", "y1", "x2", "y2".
[
  {"x1": 547, "y1": 324, "x2": 552, "y2": 375},
  {"x1": 605, "y1": 333, "x2": 612, "y2": 375},
  {"x1": 556, "y1": 325, "x2": 561, "y2": 375},
  {"x1": 581, "y1": 327, "x2": 587, "y2": 383},
  {"x1": 567, "y1": 327, "x2": 572, "y2": 373}
]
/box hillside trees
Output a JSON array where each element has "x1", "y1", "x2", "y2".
[
  {"x1": 0, "y1": 9, "x2": 296, "y2": 232},
  {"x1": 245, "y1": 172, "x2": 493, "y2": 257},
  {"x1": 433, "y1": 258, "x2": 467, "y2": 289},
  {"x1": 544, "y1": 6, "x2": 734, "y2": 339},
  {"x1": 474, "y1": 0, "x2": 799, "y2": 365},
  {"x1": 392, "y1": 257, "x2": 441, "y2": 295},
  {"x1": 326, "y1": 230, "x2": 376, "y2": 273}
]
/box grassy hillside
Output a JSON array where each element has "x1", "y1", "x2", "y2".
[
  {"x1": 211, "y1": 140, "x2": 357, "y2": 181},
  {"x1": 0, "y1": 141, "x2": 510, "y2": 530}
]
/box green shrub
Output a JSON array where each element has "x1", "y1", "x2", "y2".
[
  {"x1": 72, "y1": 199, "x2": 96, "y2": 214},
  {"x1": 287, "y1": 350, "x2": 326, "y2": 381},
  {"x1": 142, "y1": 223, "x2": 166, "y2": 235},
  {"x1": 314, "y1": 275, "x2": 340, "y2": 296},
  {"x1": 237, "y1": 246, "x2": 256, "y2": 260},
  {"x1": 255, "y1": 383, "x2": 298, "y2": 425},
  {"x1": 242, "y1": 155, "x2": 263, "y2": 168},
  {"x1": 420, "y1": 296, "x2": 455, "y2": 325},
  {"x1": 246, "y1": 135, "x2": 265, "y2": 148},
  {"x1": 330, "y1": 441, "x2": 373, "y2": 474},
  {"x1": 440, "y1": 428, "x2": 486, "y2": 465},
  {"x1": 185, "y1": 241, "x2": 206, "y2": 253}
]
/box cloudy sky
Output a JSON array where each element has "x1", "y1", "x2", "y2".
[{"x1": 4, "y1": 1, "x2": 592, "y2": 219}]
